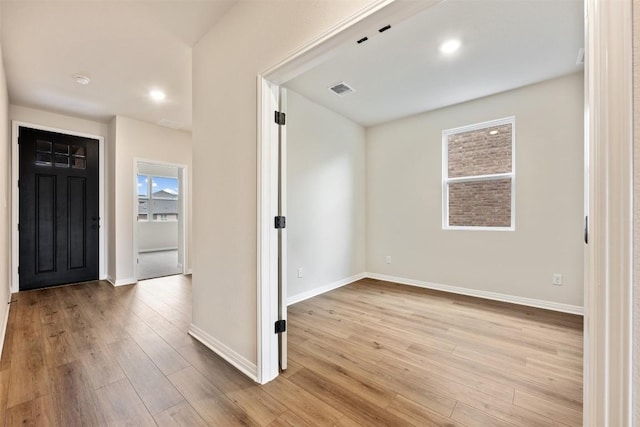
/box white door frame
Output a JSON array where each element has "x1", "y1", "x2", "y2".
[
  {"x1": 584, "y1": 0, "x2": 633, "y2": 424},
  {"x1": 256, "y1": 2, "x2": 635, "y2": 425},
  {"x1": 132, "y1": 158, "x2": 189, "y2": 281},
  {"x1": 11, "y1": 121, "x2": 107, "y2": 293}
]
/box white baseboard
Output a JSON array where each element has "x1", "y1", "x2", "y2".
[
  {"x1": 185, "y1": 268, "x2": 193, "y2": 275},
  {"x1": 106, "y1": 276, "x2": 137, "y2": 287},
  {"x1": 365, "y1": 272, "x2": 584, "y2": 315},
  {"x1": 0, "y1": 290, "x2": 11, "y2": 359},
  {"x1": 188, "y1": 323, "x2": 258, "y2": 382},
  {"x1": 138, "y1": 247, "x2": 178, "y2": 253},
  {"x1": 287, "y1": 273, "x2": 366, "y2": 306}
]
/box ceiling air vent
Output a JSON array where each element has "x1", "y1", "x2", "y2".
[
  {"x1": 158, "y1": 119, "x2": 183, "y2": 129},
  {"x1": 329, "y1": 82, "x2": 355, "y2": 97}
]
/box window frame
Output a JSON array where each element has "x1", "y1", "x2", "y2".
[
  {"x1": 137, "y1": 174, "x2": 180, "y2": 223},
  {"x1": 442, "y1": 116, "x2": 516, "y2": 231}
]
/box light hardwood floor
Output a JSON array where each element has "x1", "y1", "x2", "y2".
[{"x1": 0, "y1": 276, "x2": 583, "y2": 426}]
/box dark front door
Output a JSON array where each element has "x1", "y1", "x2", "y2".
[{"x1": 19, "y1": 127, "x2": 99, "y2": 291}]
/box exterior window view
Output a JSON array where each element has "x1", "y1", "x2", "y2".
[
  {"x1": 137, "y1": 175, "x2": 179, "y2": 221},
  {"x1": 443, "y1": 117, "x2": 515, "y2": 229}
]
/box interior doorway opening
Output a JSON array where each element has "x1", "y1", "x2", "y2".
[
  {"x1": 134, "y1": 160, "x2": 187, "y2": 281},
  {"x1": 258, "y1": 0, "x2": 595, "y2": 410}
]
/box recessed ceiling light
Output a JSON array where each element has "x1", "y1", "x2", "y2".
[
  {"x1": 440, "y1": 39, "x2": 461, "y2": 54},
  {"x1": 73, "y1": 74, "x2": 91, "y2": 85},
  {"x1": 489, "y1": 130, "x2": 499, "y2": 135},
  {"x1": 149, "y1": 89, "x2": 166, "y2": 102}
]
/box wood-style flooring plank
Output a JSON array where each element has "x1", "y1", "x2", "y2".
[
  {"x1": 108, "y1": 337, "x2": 185, "y2": 415},
  {"x1": 385, "y1": 394, "x2": 464, "y2": 427},
  {"x1": 451, "y1": 402, "x2": 518, "y2": 427},
  {"x1": 4, "y1": 394, "x2": 56, "y2": 427},
  {"x1": 48, "y1": 360, "x2": 106, "y2": 426},
  {"x1": 513, "y1": 389, "x2": 582, "y2": 427},
  {"x1": 79, "y1": 346, "x2": 127, "y2": 390},
  {"x1": 169, "y1": 366, "x2": 259, "y2": 426},
  {"x1": 154, "y1": 401, "x2": 209, "y2": 427},
  {"x1": 130, "y1": 331, "x2": 191, "y2": 376},
  {"x1": 95, "y1": 378, "x2": 156, "y2": 426},
  {"x1": 261, "y1": 375, "x2": 344, "y2": 426},
  {"x1": 288, "y1": 368, "x2": 409, "y2": 426}
]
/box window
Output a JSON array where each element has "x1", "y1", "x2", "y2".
[
  {"x1": 137, "y1": 175, "x2": 179, "y2": 222},
  {"x1": 443, "y1": 117, "x2": 515, "y2": 230}
]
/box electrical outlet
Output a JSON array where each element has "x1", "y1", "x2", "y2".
[
  {"x1": 385, "y1": 255, "x2": 391, "y2": 264},
  {"x1": 552, "y1": 274, "x2": 563, "y2": 286},
  {"x1": 297, "y1": 267, "x2": 303, "y2": 278}
]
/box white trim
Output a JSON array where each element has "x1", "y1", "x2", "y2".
[
  {"x1": 442, "y1": 116, "x2": 516, "y2": 231},
  {"x1": 365, "y1": 272, "x2": 584, "y2": 316},
  {"x1": 106, "y1": 276, "x2": 136, "y2": 287},
  {"x1": 0, "y1": 290, "x2": 11, "y2": 360},
  {"x1": 185, "y1": 268, "x2": 193, "y2": 275},
  {"x1": 138, "y1": 247, "x2": 178, "y2": 254},
  {"x1": 11, "y1": 121, "x2": 106, "y2": 293},
  {"x1": 256, "y1": 76, "x2": 280, "y2": 384},
  {"x1": 188, "y1": 323, "x2": 258, "y2": 382},
  {"x1": 585, "y1": 0, "x2": 633, "y2": 424},
  {"x1": 287, "y1": 273, "x2": 366, "y2": 306}
]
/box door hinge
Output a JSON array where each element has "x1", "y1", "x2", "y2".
[
  {"x1": 584, "y1": 216, "x2": 588, "y2": 244},
  {"x1": 17, "y1": 179, "x2": 20, "y2": 188},
  {"x1": 275, "y1": 319, "x2": 286, "y2": 334},
  {"x1": 274, "y1": 111, "x2": 286, "y2": 125},
  {"x1": 274, "y1": 216, "x2": 286, "y2": 229},
  {"x1": 17, "y1": 266, "x2": 20, "y2": 275},
  {"x1": 17, "y1": 223, "x2": 19, "y2": 231}
]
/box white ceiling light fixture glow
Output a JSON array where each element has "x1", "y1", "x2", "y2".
[
  {"x1": 73, "y1": 74, "x2": 91, "y2": 85},
  {"x1": 439, "y1": 39, "x2": 461, "y2": 54},
  {"x1": 489, "y1": 130, "x2": 499, "y2": 135},
  {"x1": 149, "y1": 89, "x2": 166, "y2": 102}
]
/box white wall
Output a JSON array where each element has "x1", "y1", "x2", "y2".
[
  {"x1": 110, "y1": 115, "x2": 192, "y2": 283},
  {"x1": 9, "y1": 104, "x2": 108, "y2": 138},
  {"x1": 286, "y1": 90, "x2": 366, "y2": 303},
  {"x1": 138, "y1": 222, "x2": 178, "y2": 252},
  {"x1": 107, "y1": 117, "x2": 117, "y2": 280},
  {"x1": 192, "y1": 0, "x2": 380, "y2": 368},
  {"x1": 0, "y1": 17, "x2": 12, "y2": 357},
  {"x1": 367, "y1": 72, "x2": 584, "y2": 308}
]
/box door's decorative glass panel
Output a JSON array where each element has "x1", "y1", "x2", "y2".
[
  {"x1": 36, "y1": 140, "x2": 52, "y2": 153},
  {"x1": 72, "y1": 157, "x2": 86, "y2": 169},
  {"x1": 35, "y1": 152, "x2": 53, "y2": 166},
  {"x1": 55, "y1": 155, "x2": 70, "y2": 168},
  {"x1": 35, "y1": 140, "x2": 53, "y2": 166},
  {"x1": 54, "y1": 143, "x2": 69, "y2": 155},
  {"x1": 72, "y1": 145, "x2": 86, "y2": 157}
]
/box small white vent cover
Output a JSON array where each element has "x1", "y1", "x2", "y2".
[
  {"x1": 158, "y1": 119, "x2": 183, "y2": 129},
  {"x1": 328, "y1": 82, "x2": 355, "y2": 97}
]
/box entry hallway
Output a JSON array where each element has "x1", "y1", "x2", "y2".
[{"x1": 0, "y1": 276, "x2": 583, "y2": 426}]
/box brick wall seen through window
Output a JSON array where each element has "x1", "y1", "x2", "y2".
[{"x1": 443, "y1": 118, "x2": 515, "y2": 229}]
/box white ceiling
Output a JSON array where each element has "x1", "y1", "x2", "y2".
[
  {"x1": 0, "y1": 0, "x2": 236, "y2": 130},
  {"x1": 284, "y1": 0, "x2": 584, "y2": 127}
]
